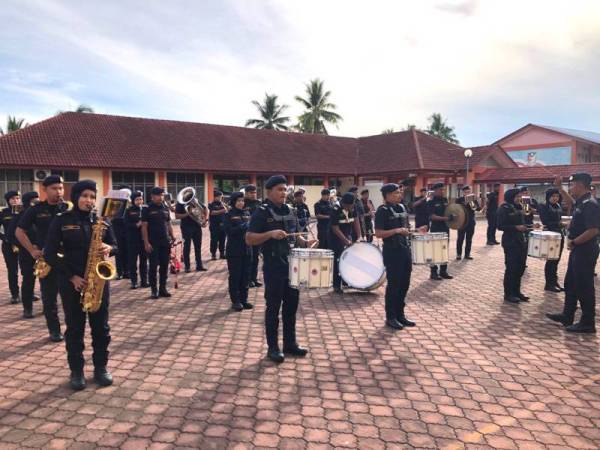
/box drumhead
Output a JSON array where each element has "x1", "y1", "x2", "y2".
[
  {"x1": 530, "y1": 231, "x2": 561, "y2": 237},
  {"x1": 412, "y1": 232, "x2": 448, "y2": 241},
  {"x1": 339, "y1": 242, "x2": 385, "y2": 290},
  {"x1": 290, "y1": 248, "x2": 334, "y2": 258}
]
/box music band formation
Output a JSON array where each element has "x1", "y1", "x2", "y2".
[{"x1": 0, "y1": 171, "x2": 598, "y2": 390}]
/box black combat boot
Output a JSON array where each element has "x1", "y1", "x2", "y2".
[
  {"x1": 94, "y1": 367, "x2": 113, "y2": 386},
  {"x1": 69, "y1": 370, "x2": 86, "y2": 391}
]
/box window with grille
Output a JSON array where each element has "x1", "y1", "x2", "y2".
[
  {"x1": 0, "y1": 169, "x2": 34, "y2": 206},
  {"x1": 167, "y1": 172, "x2": 205, "y2": 203},
  {"x1": 112, "y1": 171, "x2": 156, "y2": 201}
]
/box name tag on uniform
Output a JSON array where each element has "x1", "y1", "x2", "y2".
[
  {"x1": 266, "y1": 218, "x2": 274, "y2": 222},
  {"x1": 232, "y1": 216, "x2": 242, "y2": 221},
  {"x1": 150, "y1": 211, "x2": 158, "y2": 215},
  {"x1": 37, "y1": 213, "x2": 51, "y2": 219},
  {"x1": 61, "y1": 225, "x2": 80, "y2": 231}
]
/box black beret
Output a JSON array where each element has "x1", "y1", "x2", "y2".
[
  {"x1": 213, "y1": 190, "x2": 223, "y2": 197},
  {"x1": 493, "y1": 183, "x2": 501, "y2": 188},
  {"x1": 519, "y1": 186, "x2": 528, "y2": 192},
  {"x1": 150, "y1": 186, "x2": 165, "y2": 196},
  {"x1": 321, "y1": 188, "x2": 330, "y2": 195},
  {"x1": 360, "y1": 189, "x2": 369, "y2": 195},
  {"x1": 432, "y1": 182, "x2": 445, "y2": 190},
  {"x1": 570, "y1": 172, "x2": 593, "y2": 186},
  {"x1": 293, "y1": 191, "x2": 304, "y2": 198},
  {"x1": 229, "y1": 191, "x2": 244, "y2": 206},
  {"x1": 265, "y1": 175, "x2": 287, "y2": 189},
  {"x1": 399, "y1": 178, "x2": 413, "y2": 187},
  {"x1": 462, "y1": 185, "x2": 471, "y2": 191},
  {"x1": 116, "y1": 184, "x2": 130, "y2": 190},
  {"x1": 348, "y1": 186, "x2": 358, "y2": 193},
  {"x1": 380, "y1": 183, "x2": 399, "y2": 196},
  {"x1": 70, "y1": 180, "x2": 97, "y2": 202},
  {"x1": 244, "y1": 184, "x2": 257, "y2": 192},
  {"x1": 341, "y1": 193, "x2": 355, "y2": 205},
  {"x1": 4, "y1": 190, "x2": 20, "y2": 202},
  {"x1": 131, "y1": 190, "x2": 143, "y2": 201},
  {"x1": 22, "y1": 191, "x2": 39, "y2": 207},
  {"x1": 42, "y1": 175, "x2": 63, "y2": 187}
]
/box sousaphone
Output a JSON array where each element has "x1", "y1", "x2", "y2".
[{"x1": 444, "y1": 203, "x2": 467, "y2": 230}]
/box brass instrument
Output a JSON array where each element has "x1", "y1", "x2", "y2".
[
  {"x1": 177, "y1": 186, "x2": 206, "y2": 225},
  {"x1": 58, "y1": 197, "x2": 74, "y2": 213},
  {"x1": 465, "y1": 194, "x2": 477, "y2": 211},
  {"x1": 81, "y1": 207, "x2": 117, "y2": 313},
  {"x1": 521, "y1": 196, "x2": 532, "y2": 215},
  {"x1": 11, "y1": 205, "x2": 23, "y2": 214},
  {"x1": 34, "y1": 257, "x2": 51, "y2": 278}
]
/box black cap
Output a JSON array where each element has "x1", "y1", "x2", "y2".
[
  {"x1": 70, "y1": 180, "x2": 97, "y2": 203},
  {"x1": 265, "y1": 175, "x2": 287, "y2": 189},
  {"x1": 321, "y1": 188, "x2": 330, "y2": 195},
  {"x1": 42, "y1": 175, "x2": 63, "y2": 187},
  {"x1": 570, "y1": 172, "x2": 593, "y2": 187},
  {"x1": 462, "y1": 185, "x2": 471, "y2": 191},
  {"x1": 150, "y1": 186, "x2": 165, "y2": 196},
  {"x1": 4, "y1": 190, "x2": 20, "y2": 202},
  {"x1": 341, "y1": 193, "x2": 355, "y2": 205},
  {"x1": 293, "y1": 191, "x2": 303, "y2": 198},
  {"x1": 244, "y1": 184, "x2": 257, "y2": 192},
  {"x1": 380, "y1": 183, "x2": 399, "y2": 196},
  {"x1": 131, "y1": 190, "x2": 143, "y2": 201},
  {"x1": 22, "y1": 191, "x2": 39, "y2": 207},
  {"x1": 360, "y1": 189, "x2": 369, "y2": 195},
  {"x1": 348, "y1": 186, "x2": 358, "y2": 193},
  {"x1": 213, "y1": 190, "x2": 223, "y2": 197},
  {"x1": 432, "y1": 182, "x2": 444, "y2": 190},
  {"x1": 229, "y1": 191, "x2": 244, "y2": 206},
  {"x1": 519, "y1": 186, "x2": 528, "y2": 193}
]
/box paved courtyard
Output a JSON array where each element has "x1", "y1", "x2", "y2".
[{"x1": 0, "y1": 222, "x2": 598, "y2": 449}]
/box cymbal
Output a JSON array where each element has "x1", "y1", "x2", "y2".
[{"x1": 445, "y1": 203, "x2": 467, "y2": 230}]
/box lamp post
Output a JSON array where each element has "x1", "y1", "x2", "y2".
[{"x1": 464, "y1": 148, "x2": 473, "y2": 188}]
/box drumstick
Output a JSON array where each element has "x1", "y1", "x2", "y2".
[{"x1": 287, "y1": 232, "x2": 310, "y2": 237}]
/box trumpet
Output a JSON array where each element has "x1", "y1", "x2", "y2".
[{"x1": 521, "y1": 196, "x2": 532, "y2": 215}]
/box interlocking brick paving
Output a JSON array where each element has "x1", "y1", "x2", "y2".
[{"x1": 0, "y1": 222, "x2": 598, "y2": 449}]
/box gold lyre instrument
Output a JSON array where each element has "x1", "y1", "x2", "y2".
[
  {"x1": 521, "y1": 195, "x2": 532, "y2": 215},
  {"x1": 11, "y1": 204, "x2": 23, "y2": 214},
  {"x1": 465, "y1": 194, "x2": 477, "y2": 211},
  {"x1": 177, "y1": 186, "x2": 206, "y2": 225}
]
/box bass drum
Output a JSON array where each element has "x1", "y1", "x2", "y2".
[{"x1": 339, "y1": 242, "x2": 386, "y2": 291}]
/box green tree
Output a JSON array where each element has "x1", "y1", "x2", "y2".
[
  {"x1": 425, "y1": 113, "x2": 459, "y2": 144},
  {"x1": 57, "y1": 104, "x2": 95, "y2": 115},
  {"x1": 245, "y1": 94, "x2": 290, "y2": 130},
  {"x1": 295, "y1": 78, "x2": 342, "y2": 134},
  {"x1": 382, "y1": 128, "x2": 395, "y2": 134},
  {"x1": 0, "y1": 116, "x2": 27, "y2": 135},
  {"x1": 403, "y1": 123, "x2": 417, "y2": 131}
]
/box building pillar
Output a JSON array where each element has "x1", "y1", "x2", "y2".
[
  {"x1": 250, "y1": 174, "x2": 257, "y2": 185},
  {"x1": 571, "y1": 139, "x2": 577, "y2": 164},
  {"x1": 102, "y1": 170, "x2": 110, "y2": 196},
  {"x1": 157, "y1": 171, "x2": 166, "y2": 188},
  {"x1": 287, "y1": 175, "x2": 295, "y2": 185},
  {"x1": 206, "y1": 173, "x2": 214, "y2": 202},
  {"x1": 323, "y1": 176, "x2": 329, "y2": 188}
]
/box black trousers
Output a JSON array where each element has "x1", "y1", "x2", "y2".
[
  {"x1": 40, "y1": 270, "x2": 61, "y2": 334},
  {"x1": 563, "y1": 244, "x2": 599, "y2": 325},
  {"x1": 2, "y1": 242, "x2": 19, "y2": 298},
  {"x1": 127, "y1": 238, "x2": 148, "y2": 285},
  {"x1": 486, "y1": 214, "x2": 497, "y2": 243},
  {"x1": 183, "y1": 229, "x2": 204, "y2": 270},
  {"x1": 264, "y1": 266, "x2": 299, "y2": 350},
  {"x1": 249, "y1": 245, "x2": 260, "y2": 282},
  {"x1": 430, "y1": 230, "x2": 449, "y2": 275},
  {"x1": 317, "y1": 226, "x2": 328, "y2": 250},
  {"x1": 60, "y1": 279, "x2": 110, "y2": 372},
  {"x1": 19, "y1": 251, "x2": 35, "y2": 312},
  {"x1": 503, "y1": 244, "x2": 527, "y2": 297},
  {"x1": 457, "y1": 222, "x2": 475, "y2": 257},
  {"x1": 363, "y1": 218, "x2": 374, "y2": 243},
  {"x1": 114, "y1": 229, "x2": 128, "y2": 277},
  {"x1": 544, "y1": 235, "x2": 564, "y2": 287},
  {"x1": 210, "y1": 226, "x2": 226, "y2": 257},
  {"x1": 383, "y1": 246, "x2": 412, "y2": 321},
  {"x1": 332, "y1": 247, "x2": 343, "y2": 289},
  {"x1": 148, "y1": 244, "x2": 170, "y2": 290},
  {"x1": 227, "y1": 255, "x2": 250, "y2": 304}
]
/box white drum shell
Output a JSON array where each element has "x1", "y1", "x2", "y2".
[
  {"x1": 339, "y1": 242, "x2": 385, "y2": 291},
  {"x1": 288, "y1": 249, "x2": 334, "y2": 289},
  {"x1": 528, "y1": 231, "x2": 562, "y2": 260},
  {"x1": 411, "y1": 233, "x2": 449, "y2": 265}
]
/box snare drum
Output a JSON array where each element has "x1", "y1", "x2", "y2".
[
  {"x1": 288, "y1": 248, "x2": 334, "y2": 289},
  {"x1": 528, "y1": 231, "x2": 562, "y2": 260},
  {"x1": 411, "y1": 233, "x2": 449, "y2": 265},
  {"x1": 339, "y1": 242, "x2": 386, "y2": 291}
]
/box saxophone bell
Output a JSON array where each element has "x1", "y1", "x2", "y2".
[{"x1": 96, "y1": 260, "x2": 116, "y2": 281}]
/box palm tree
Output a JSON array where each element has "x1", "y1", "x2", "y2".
[
  {"x1": 0, "y1": 116, "x2": 27, "y2": 135},
  {"x1": 294, "y1": 78, "x2": 342, "y2": 134},
  {"x1": 425, "y1": 113, "x2": 459, "y2": 144},
  {"x1": 245, "y1": 94, "x2": 290, "y2": 130}
]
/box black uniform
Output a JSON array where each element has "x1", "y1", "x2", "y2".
[
  {"x1": 352, "y1": 199, "x2": 365, "y2": 242},
  {"x1": 412, "y1": 196, "x2": 430, "y2": 228},
  {"x1": 248, "y1": 200, "x2": 299, "y2": 351},
  {"x1": 486, "y1": 191, "x2": 499, "y2": 244},
  {"x1": 224, "y1": 207, "x2": 251, "y2": 305},
  {"x1": 18, "y1": 201, "x2": 62, "y2": 335},
  {"x1": 375, "y1": 203, "x2": 412, "y2": 321},
  {"x1": 497, "y1": 193, "x2": 528, "y2": 299},
  {"x1": 295, "y1": 203, "x2": 310, "y2": 232},
  {"x1": 361, "y1": 199, "x2": 375, "y2": 243},
  {"x1": 562, "y1": 193, "x2": 600, "y2": 326},
  {"x1": 522, "y1": 198, "x2": 538, "y2": 227},
  {"x1": 124, "y1": 205, "x2": 148, "y2": 286},
  {"x1": 208, "y1": 200, "x2": 227, "y2": 258},
  {"x1": 0, "y1": 207, "x2": 20, "y2": 300},
  {"x1": 175, "y1": 202, "x2": 205, "y2": 271},
  {"x1": 244, "y1": 198, "x2": 262, "y2": 283},
  {"x1": 426, "y1": 196, "x2": 450, "y2": 276},
  {"x1": 456, "y1": 197, "x2": 480, "y2": 258},
  {"x1": 44, "y1": 209, "x2": 116, "y2": 374},
  {"x1": 328, "y1": 205, "x2": 356, "y2": 290},
  {"x1": 142, "y1": 202, "x2": 171, "y2": 292},
  {"x1": 111, "y1": 215, "x2": 128, "y2": 278},
  {"x1": 7, "y1": 206, "x2": 37, "y2": 313},
  {"x1": 538, "y1": 194, "x2": 564, "y2": 289},
  {"x1": 314, "y1": 199, "x2": 332, "y2": 249}
]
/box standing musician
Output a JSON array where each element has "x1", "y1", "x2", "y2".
[
  {"x1": 411, "y1": 188, "x2": 431, "y2": 229},
  {"x1": 519, "y1": 186, "x2": 538, "y2": 229},
  {"x1": 486, "y1": 183, "x2": 501, "y2": 245},
  {"x1": 314, "y1": 189, "x2": 333, "y2": 249},
  {"x1": 175, "y1": 193, "x2": 208, "y2": 273},
  {"x1": 246, "y1": 175, "x2": 316, "y2": 363},
  {"x1": 539, "y1": 188, "x2": 565, "y2": 292},
  {"x1": 243, "y1": 185, "x2": 263, "y2": 287},
  {"x1": 293, "y1": 191, "x2": 311, "y2": 232},
  {"x1": 329, "y1": 193, "x2": 361, "y2": 294},
  {"x1": 1, "y1": 191, "x2": 21, "y2": 304},
  {"x1": 208, "y1": 190, "x2": 227, "y2": 260},
  {"x1": 125, "y1": 191, "x2": 149, "y2": 289},
  {"x1": 44, "y1": 180, "x2": 117, "y2": 390},
  {"x1": 497, "y1": 188, "x2": 531, "y2": 303},
  {"x1": 223, "y1": 192, "x2": 253, "y2": 311},
  {"x1": 16, "y1": 175, "x2": 65, "y2": 342},
  {"x1": 112, "y1": 185, "x2": 130, "y2": 280},
  {"x1": 455, "y1": 185, "x2": 481, "y2": 260},
  {"x1": 427, "y1": 182, "x2": 453, "y2": 280},
  {"x1": 348, "y1": 186, "x2": 363, "y2": 242},
  {"x1": 375, "y1": 183, "x2": 424, "y2": 330},
  {"x1": 360, "y1": 189, "x2": 375, "y2": 243},
  {"x1": 547, "y1": 173, "x2": 600, "y2": 333},
  {"x1": 142, "y1": 187, "x2": 175, "y2": 299}
]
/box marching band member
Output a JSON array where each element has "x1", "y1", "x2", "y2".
[
  {"x1": 375, "y1": 183, "x2": 423, "y2": 330},
  {"x1": 208, "y1": 190, "x2": 227, "y2": 260},
  {"x1": 455, "y1": 186, "x2": 481, "y2": 260},
  {"x1": 112, "y1": 185, "x2": 130, "y2": 279},
  {"x1": 348, "y1": 186, "x2": 363, "y2": 242},
  {"x1": 427, "y1": 183, "x2": 453, "y2": 280},
  {"x1": 246, "y1": 175, "x2": 316, "y2": 364},
  {"x1": 547, "y1": 173, "x2": 600, "y2": 333},
  {"x1": 223, "y1": 192, "x2": 253, "y2": 311},
  {"x1": 329, "y1": 193, "x2": 361, "y2": 294},
  {"x1": 412, "y1": 188, "x2": 431, "y2": 229},
  {"x1": 44, "y1": 180, "x2": 117, "y2": 390},
  {"x1": 314, "y1": 188, "x2": 333, "y2": 249},
  {"x1": 486, "y1": 183, "x2": 501, "y2": 245},
  {"x1": 125, "y1": 191, "x2": 149, "y2": 289},
  {"x1": 175, "y1": 192, "x2": 208, "y2": 273},
  {"x1": 142, "y1": 187, "x2": 175, "y2": 299},
  {"x1": 293, "y1": 191, "x2": 310, "y2": 232},
  {"x1": 539, "y1": 188, "x2": 565, "y2": 292},
  {"x1": 243, "y1": 185, "x2": 263, "y2": 287},
  {"x1": 1, "y1": 190, "x2": 21, "y2": 304},
  {"x1": 360, "y1": 189, "x2": 375, "y2": 243},
  {"x1": 16, "y1": 175, "x2": 65, "y2": 342}
]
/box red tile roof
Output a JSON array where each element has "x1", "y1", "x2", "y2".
[{"x1": 475, "y1": 163, "x2": 600, "y2": 183}]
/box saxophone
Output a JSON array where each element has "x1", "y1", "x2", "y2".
[
  {"x1": 80, "y1": 209, "x2": 116, "y2": 313},
  {"x1": 34, "y1": 198, "x2": 73, "y2": 279}
]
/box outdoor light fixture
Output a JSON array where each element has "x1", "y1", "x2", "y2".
[{"x1": 464, "y1": 148, "x2": 473, "y2": 185}]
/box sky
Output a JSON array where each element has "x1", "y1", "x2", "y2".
[{"x1": 0, "y1": 0, "x2": 599, "y2": 146}]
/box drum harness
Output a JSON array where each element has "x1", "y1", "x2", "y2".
[{"x1": 382, "y1": 204, "x2": 410, "y2": 249}]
